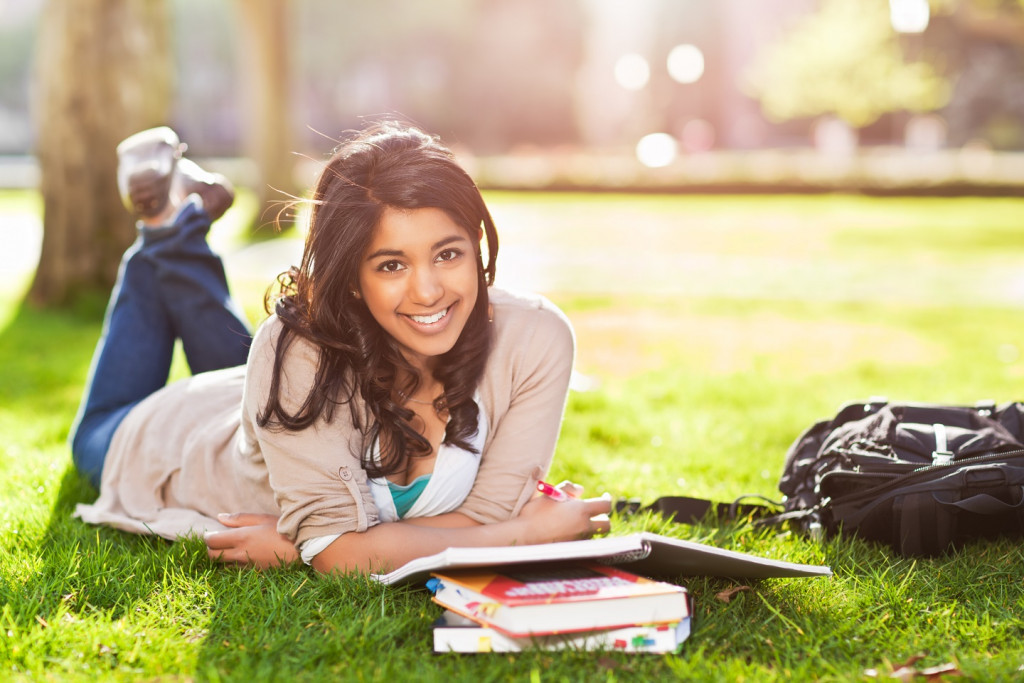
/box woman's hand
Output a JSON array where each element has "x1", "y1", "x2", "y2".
[
  {"x1": 204, "y1": 512, "x2": 298, "y2": 569},
  {"x1": 516, "y1": 481, "x2": 612, "y2": 544}
]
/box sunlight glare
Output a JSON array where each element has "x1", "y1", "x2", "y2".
[
  {"x1": 614, "y1": 53, "x2": 650, "y2": 91},
  {"x1": 889, "y1": 0, "x2": 929, "y2": 33},
  {"x1": 667, "y1": 44, "x2": 705, "y2": 84},
  {"x1": 636, "y1": 133, "x2": 678, "y2": 168}
]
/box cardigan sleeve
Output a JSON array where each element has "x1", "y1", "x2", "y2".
[
  {"x1": 241, "y1": 317, "x2": 380, "y2": 547},
  {"x1": 456, "y1": 294, "x2": 576, "y2": 524}
]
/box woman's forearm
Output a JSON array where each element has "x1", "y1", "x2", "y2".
[
  {"x1": 310, "y1": 515, "x2": 528, "y2": 575},
  {"x1": 399, "y1": 511, "x2": 480, "y2": 528},
  {"x1": 310, "y1": 493, "x2": 611, "y2": 575}
]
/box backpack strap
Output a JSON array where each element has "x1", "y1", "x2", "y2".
[{"x1": 614, "y1": 494, "x2": 781, "y2": 524}]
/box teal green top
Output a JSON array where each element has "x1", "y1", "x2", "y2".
[{"x1": 387, "y1": 475, "x2": 432, "y2": 518}]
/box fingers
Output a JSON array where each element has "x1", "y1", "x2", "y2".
[
  {"x1": 548, "y1": 482, "x2": 614, "y2": 521},
  {"x1": 206, "y1": 541, "x2": 296, "y2": 568},
  {"x1": 583, "y1": 494, "x2": 613, "y2": 516},
  {"x1": 203, "y1": 527, "x2": 238, "y2": 551},
  {"x1": 555, "y1": 480, "x2": 584, "y2": 499},
  {"x1": 207, "y1": 545, "x2": 242, "y2": 564},
  {"x1": 204, "y1": 519, "x2": 299, "y2": 569},
  {"x1": 207, "y1": 547, "x2": 260, "y2": 566},
  {"x1": 216, "y1": 512, "x2": 280, "y2": 528},
  {"x1": 204, "y1": 531, "x2": 242, "y2": 564},
  {"x1": 204, "y1": 530, "x2": 263, "y2": 566}
]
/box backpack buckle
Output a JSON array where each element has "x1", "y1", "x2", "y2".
[{"x1": 932, "y1": 423, "x2": 954, "y2": 465}]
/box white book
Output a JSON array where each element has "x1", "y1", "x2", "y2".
[
  {"x1": 432, "y1": 610, "x2": 691, "y2": 654},
  {"x1": 372, "y1": 531, "x2": 832, "y2": 586}
]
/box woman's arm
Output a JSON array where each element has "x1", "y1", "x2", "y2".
[
  {"x1": 204, "y1": 511, "x2": 482, "y2": 567},
  {"x1": 457, "y1": 297, "x2": 579, "y2": 523},
  {"x1": 311, "y1": 490, "x2": 611, "y2": 575},
  {"x1": 206, "y1": 484, "x2": 611, "y2": 571}
]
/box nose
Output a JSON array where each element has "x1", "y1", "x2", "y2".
[{"x1": 409, "y1": 266, "x2": 443, "y2": 306}]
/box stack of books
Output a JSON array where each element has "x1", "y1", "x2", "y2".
[
  {"x1": 427, "y1": 561, "x2": 692, "y2": 654},
  {"x1": 372, "y1": 531, "x2": 831, "y2": 654}
]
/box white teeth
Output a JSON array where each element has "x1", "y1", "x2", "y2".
[{"x1": 409, "y1": 308, "x2": 448, "y2": 324}]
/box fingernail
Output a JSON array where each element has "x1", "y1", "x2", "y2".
[{"x1": 217, "y1": 512, "x2": 230, "y2": 519}]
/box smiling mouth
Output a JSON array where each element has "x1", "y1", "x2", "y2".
[{"x1": 407, "y1": 307, "x2": 450, "y2": 325}]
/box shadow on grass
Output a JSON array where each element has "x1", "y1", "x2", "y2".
[
  {"x1": 0, "y1": 297, "x2": 175, "y2": 648},
  {"x1": 0, "y1": 294, "x2": 398, "y2": 677},
  {"x1": 0, "y1": 295, "x2": 104, "y2": 414}
]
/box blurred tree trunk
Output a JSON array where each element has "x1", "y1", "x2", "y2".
[
  {"x1": 234, "y1": 0, "x2": 298, "y2": 228},
  {"x1": 953, "y1": 2, "x2": 1024, "y2": 46},
  {"x1": 31, "y1": 0, "x2": 172, "y2": 307}
]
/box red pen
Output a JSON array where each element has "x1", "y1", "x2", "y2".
[{"x1": 536, "y1": 480, "x2": 570, "y2": 502}]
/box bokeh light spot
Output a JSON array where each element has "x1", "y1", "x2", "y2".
[
  {"x1": 636, "y1": 133, "x2": 678, "y2": 168},
  {"x1": 614, "y1": 53, "x2": 650, "y2": 91},
  {"x1": 889, "y1": 0, "x2": 929, "y2": 33},
  {"x1": 667, "y1": 44, "x2": 705, "y2": 84}
]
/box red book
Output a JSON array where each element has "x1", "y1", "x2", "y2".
[{"x1": 428, "y1": 562, "x2": 689, "y2": 638}]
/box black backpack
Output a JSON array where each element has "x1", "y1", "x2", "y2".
[
  {"x1": 616, "y1": 399, "x2": 1024, "y2": 557},
  {"x1": 776, "y1": 399, "x2": 1024, "y2": 556}
]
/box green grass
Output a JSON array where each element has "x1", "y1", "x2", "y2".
[{"x1": 3, "y1": 190, "x2": 1024, "y2": 680}]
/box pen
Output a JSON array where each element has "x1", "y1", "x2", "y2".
[{"x1": 536, "y1": 480, "x2": 570, "y2": 502}]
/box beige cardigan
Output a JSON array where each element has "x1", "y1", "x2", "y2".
[{"x1": 74, "y1": 288, "x2": 575, "y2": 548}]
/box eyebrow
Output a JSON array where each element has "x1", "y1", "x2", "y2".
[{"x1": 364, "y1": 234, "x2": 470, "y2": 261}]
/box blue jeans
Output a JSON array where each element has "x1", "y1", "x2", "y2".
[{"x1": 70, "y1": 200, "x2": 252, "y2": 489}]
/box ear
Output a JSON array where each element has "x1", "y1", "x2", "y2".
[{"x1": 350, "y1": 288, "x2": 362, "y2": 300}]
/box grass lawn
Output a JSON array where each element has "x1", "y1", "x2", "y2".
[{"x1": 3, "y1": 189, "x2": 1024, "y2": 680}]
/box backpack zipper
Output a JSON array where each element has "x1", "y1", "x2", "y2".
[{"x1": 830, "y1": 448, "x2": 1024, "y2": 506}]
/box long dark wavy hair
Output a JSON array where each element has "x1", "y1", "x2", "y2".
[{"x1": 259, "y1": 122, "x2": 499, "y2": 478}]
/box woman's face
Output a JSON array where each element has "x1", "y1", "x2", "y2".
[{"x1": 358, "y1": 206, "x2": 480, "y2": 372}]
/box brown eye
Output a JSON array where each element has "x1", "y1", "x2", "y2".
[
  {"x1": 436, "y1": 248, "x2": 462, "y2": 263},
  {"x1": 377, "y1": 260, "x2": 404, "y2": 273}
]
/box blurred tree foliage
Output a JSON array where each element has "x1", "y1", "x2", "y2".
[
  {"x1": 744, "y1": 0, "x2": 950, "y2": 129},
  {"x1": 745, "y1": 0, "x2": 1024, "y2": 138}
]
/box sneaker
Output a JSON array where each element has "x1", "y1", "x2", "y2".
[
  {"x1": 116, "y1": 127, "x2": 235, "y2": 224},
  {"x1": 116, "y1": 126, "x2": 183, "y2": 220}
]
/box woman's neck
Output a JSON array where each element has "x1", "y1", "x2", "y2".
[{"x1": 396, "y1": 368, "x2": 443, "y2": 407}]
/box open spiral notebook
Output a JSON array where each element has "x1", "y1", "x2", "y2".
[{"x1": 372, "y1": 531, "x2": 832, "y2": 586}]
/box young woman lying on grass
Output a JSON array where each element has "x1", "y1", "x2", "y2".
[{"x1": 71, "y1": 122, "x2": 611, "y2": 574}]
